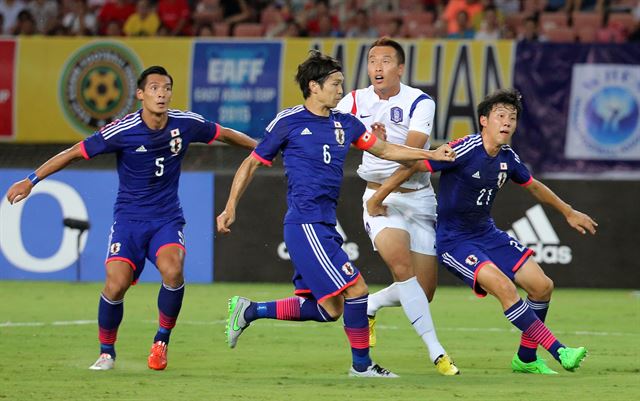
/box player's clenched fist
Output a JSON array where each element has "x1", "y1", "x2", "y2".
[
  {"x1": 5, "y1": 179, "x2": 33, "y2": 205},
  {"x1": 216, "y1": 209, "x2": 236, "y2": 234},
  {"x1": 432, "y1": 144, "x2": 456, "y2": 162}
]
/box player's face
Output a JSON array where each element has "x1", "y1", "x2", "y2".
[
  {"x1": 367, "y1": 46, "x2": 404, "y2": 96},
  {"x1": 313, "y1": 71, "x2": 344, "y2": 109},
  {"x1": 137, "y1": 74, "x2": 172, "y2": 114},
  {"x1": 481, "y1": 103, "x2": 518, "y2": 145}
]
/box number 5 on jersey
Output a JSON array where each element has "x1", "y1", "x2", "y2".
[{"x1": 155, "y1": 157, "x2": 165, "y2": 176}]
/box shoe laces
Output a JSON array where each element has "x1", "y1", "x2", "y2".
[{"x1": 371, "y1": 364, "x2": 393, "y2": 376}]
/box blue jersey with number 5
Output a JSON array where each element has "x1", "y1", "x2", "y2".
[
  {"x1": 252, "y1": 105, "x2": 376, "y2": 225},
  {"x1": 423, "y1": 134, "x2": 532, "y2": 248},
  {"x1": 81, "y1": 109, "x2": 219, "y2": 220}
]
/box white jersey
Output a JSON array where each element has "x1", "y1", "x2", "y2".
[{"x1": 336, "y1": 83, "x2": 435, "y2": 190}]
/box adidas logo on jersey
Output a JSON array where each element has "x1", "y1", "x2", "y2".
[
  {"x1": 472, "y1": 171, "x2": 481, "y2": 179},
  {"x1": 135, "y1": 145, "x2": 147, "y2": 153},
  {"x1": 506, "y1": 204, "x2": 572, "y2": 264},
  {"x1": 301, "y1": 128, "x2": 313, "y2": 135}
]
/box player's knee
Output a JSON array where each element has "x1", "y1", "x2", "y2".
[
  {"x1": 391, "y1": 263, "x2": 413, "y2": 281},
  {"x1": 531, "y1": 276, "x2": 554, "y2": 300},
  {"x1": 103, "y1": 279, "x2": 129, "y2": 301},
  {"x1": 160, "y1": 267, "x2": 184, "y2": 287},
  {"x1": 492, "y1": 276, "x2": 518, "y2": 301}
]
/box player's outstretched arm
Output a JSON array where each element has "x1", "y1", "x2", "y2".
[
  {"x1": 217, "y1": 126, "x2": 258, "y2": 150},
  {"x1": 525, "y1": 178, "x2": 598, "y2": 235},
  {"x1": 5, "y1": 142, "x2": 85, "y2": 205},
  {"x1": 366, "y1": 164, "x2": 420, "y2": 216},
  {"x1": 366, "y1": 139, "x2": 456, "y2": 162},
  {"x1": 216, "y1": 155, "x2": 262, "y2": 234}
]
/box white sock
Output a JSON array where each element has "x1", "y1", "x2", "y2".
[
  {"x1": 367, "y1": 282, "x2": 400, "y2": 316},
  {"x1": 397, "y1": 276, "x2": 445, "y2": 362}
]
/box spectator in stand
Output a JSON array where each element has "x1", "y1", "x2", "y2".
[
  {"x1": 13, "y1": 8, "x2": 36, "y2": 34},
  {"x1": 521, "y1": 0, "x2": 547, "y2": 15},
  {"x1": 63, "y1": 0, "x2": 97, "y2": 35},
  {"x1": 471, "y1": 0, "x2": 504, "y2": 31},
  {"x1": 387, "y1": 17, "x2": 405, "y2": 38},
  {"x1": 345, "y1": 9, "x2": 378, "y2": 38},
  {"x1": 104, "y1": 18, "x2": 122, "y2": 35},
  {"x1": 518, "y1": 15, "x2": 547, "y2": 41},
  {"x1": 314, "y1": 12, "x2": 342, "y2": 36},
  {"x1": 447, "y1": 10, "x2": 476, "y2": 38},
  {"x1": 475, "y1": 4, "x2": 502, "y2": 39},
  {"x1": 27, "y1": 0, "x2": 58, "y2": 34},
  {"x1": 544, "y1": 0, "x2": 568, "y2": 12},
  {"x1": 123, "y1": 0, "x2": 160, "y2": 36},
  {"x1": 193, "y1": 0, "x2": 224, "y2": 30},
  {"x1": 222, "y1": 0, "x2": 253, "y2": 25},
  {"x1": 98, "y1": 0, "x2": 134, "y2": 35},
  {"x1": 443, "y1": 0, "x2": 482, "y2": 34},
  {"x1": 570, "y1": 0, "x2": 604, "y2": 11},
  {"x1": 494, "y1": 0, "x2": 520, "y2": 15},
  {"x1": 595, "y1": 11, "x2": 627, "y2": 42},
  {"x1": 306, "y1": 0, "x2": 339, "y2": 36},
  {"x1": 0, "y1": 13, "x2": 3, "y2": 33},
  {"x1": 0, "y1": 0, "x2": 27, "y2": 34},
  {"x1": 196, "y1": 22, "x2": 213, "y2": 35},
  {"x1": 157, "y1": 0, "x2": 191, "y2": 35}
]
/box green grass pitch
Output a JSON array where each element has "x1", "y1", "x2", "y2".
[{"x1": 1, "y1": 282, "x2": 638, "y2": 401}]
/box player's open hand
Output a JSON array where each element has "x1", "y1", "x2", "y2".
[
  {"x1": 216, "y1": 209, "x2": 236, "y2": 234},
  {"x1": 370, "y1": 122, "x2": 387, "y2": 141},
  {"x1": 566, "y1": 209, "x2": 597, "y2": 235},
  {"x1": 6, "y1": 179, "x2": 33, "y2": 205},
  {"x1": 366, "y1": 198, "x2": 388, "y2": 217},
  {"x1": 432, "y1": 144, "x2": 456, "y2": 162}
]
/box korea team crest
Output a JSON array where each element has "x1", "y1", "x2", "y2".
[
  {"x1": 390, "y1": 107, "x2": 403, "y2": 123},
  {"x1": 334, "y1": 121, "x2": 345, "y2": 145}
]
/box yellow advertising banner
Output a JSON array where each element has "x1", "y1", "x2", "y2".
[
  {"x1": 282, "y1": 39, "x2": 514, "y2": 141},
  {"x1": 16, "y1": 37, "x2": 191, "y2": 143}
]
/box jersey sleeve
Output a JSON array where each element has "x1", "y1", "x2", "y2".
[
  {"x1": 345, "y1": 114, "x2": 377, "y2": 150},
  {"x1": 189, "y1": 115, "x2": 220, "y2": 144},
  {"x1": 407, "y1": 96, "x2": 435, "y2": 136},
  {"x1": 81, "y1": 130, "x2": 123, "y2": 159},
  {"x1": 251, "y1": 118, "x2": 288, "y2": 166},
  {"x1": 422, "y1": 136, "x2": 474, "y2": 173},
  {"x1": 509, "y1": 148, "x2": 533, "y2": 186}
]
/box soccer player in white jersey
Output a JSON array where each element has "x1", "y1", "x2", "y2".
[
  {"x1": 336, "y1": 37, "x2": 459, "y2": 375},
  {"x1": 218, "y1": 50, "x2": 455, "y2": 377},
  {"x1": 6, "y1": 66, "x2": 257, "y2": 371}
]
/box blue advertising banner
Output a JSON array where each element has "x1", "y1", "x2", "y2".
[
  {"x1": 513, "y1": 42, "x2": 640, "y2": 178},
  {"x1": 0, "y1": 170, "x2": 214, "y2": 282},
  {"x1": 190, "y1": 41, "x2": 281, "y2": 138}
]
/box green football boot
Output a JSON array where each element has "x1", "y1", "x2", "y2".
[
  {"x1": 511, "y1": 354, "x2": 558, "y2": 375},
  {"x1": 558, "y1": 346, "x2": 588, "y2": 371}
]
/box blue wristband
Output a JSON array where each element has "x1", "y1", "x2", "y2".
[{"x1": 27, "y1": 172, "x2": 40, "y2": 186}]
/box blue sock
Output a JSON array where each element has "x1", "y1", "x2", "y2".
[
  {"x1": 244, "y1": 297, "x2": 332, "y2": 323},
  {"x1": 506, "y1": 299, "x2": 564, "y2": 361},
  {"x1": 154, "y1": 282, "x2": 184, "y2": 344},
  {"x1": 343, "y1": 295, "x2": 371, "y2": 372},
  {"x1": 98, "y1": 293, "x2": 123, "y2": 359},
  {"x1": 518, "y1": 298, "x2": 550, "y2": 363}
]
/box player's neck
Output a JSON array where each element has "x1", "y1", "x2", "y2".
[
  {"x1": 304, "y1": 98, "x2": 331, "y2": 117},
  {"x1": 374, "y1": 85, "x2": 400, "y2": 100},
  {"x1": 141, "y1": 109, "x2": 168, "y2": 130},
  {"x1": 481, "y1": 133, "x2": 501, "y2": 157}
]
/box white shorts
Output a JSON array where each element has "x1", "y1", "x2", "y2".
[{"x1": 362, "y1": 187, "x2": 437, "y2": 256}]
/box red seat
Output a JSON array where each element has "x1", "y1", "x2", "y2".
[
  {"x1": 233, "y1": 23, "x2": 264, "y2": 37},
  {"x1": 540, "y1": 12, "x2": 569, "y2": 31},
  {"x1": 545, "y1": 26, "x2": 576, "y2": 42}
]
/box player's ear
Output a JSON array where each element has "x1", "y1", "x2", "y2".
[
  {"x1": 479, "y1": 115, "x2": 488, "y2": 128},
  {"x1": 135, "y1": 88, "x2": 144, "y2": 101},
  {"x1": 397, "y1": 63, "x2": 405, "y2": 76}
]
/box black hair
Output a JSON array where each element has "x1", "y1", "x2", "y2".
[
  {"x1": 368, "y1": 37, "x2": 405, "y2": 65},
  {"x1": 137, "y1": 66, "x2": 173, "y2": 90},
  {"x1": 477, "y1": 88, "x2": 523, "y2": 128},
  {"x1": 295, "y1": 50, "x2": 342, "y2": 99}
]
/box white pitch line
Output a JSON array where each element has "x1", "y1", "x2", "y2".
[{"x1": 1, "y1": 319, "x2": 637, "y2": 337}]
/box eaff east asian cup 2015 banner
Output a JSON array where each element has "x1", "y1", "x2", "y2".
[{"x1": 190, "y1": 41, "x2": 281, "y2": 138}]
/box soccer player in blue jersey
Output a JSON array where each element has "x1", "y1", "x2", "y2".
[
  {"x1": 367, "y1": 88, "x2": 598, "y2": 374},
  {"x1": 216, "y1": 50, "x2": 455, "y2": 378},
  {"x1": 5, "y1": 66, "x2": 257, "y2": 371}
]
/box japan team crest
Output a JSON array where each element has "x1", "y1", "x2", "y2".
[
  {"x1": 465, "y1": 254, "x2": 478, "y2": 266},
  {"x1": 390, "y1": 107, "x2": 403, "y2": 123},
  {"x1": 110, "y1": 242, "x2": 121, "y2": 255},
  {"x1": 341, "y1": 261, "x2": 355, "y2": 276},
  {"x1": 334, "y1": 121, "x2": 345, "y2": 145}
]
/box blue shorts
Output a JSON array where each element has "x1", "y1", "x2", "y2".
[
  {"x1": 105, "y1": 216, "x2": 186, "y2": 283},
  {"x1": 438, "y1": 228, "x2": 533, "y2": 298},
  {"x1": 284, "y1": 223, "x2": 361, "y2": 303}
]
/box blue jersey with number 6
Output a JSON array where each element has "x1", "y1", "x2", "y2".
[
  {"x1": 423, "y1": 134, "x2": 533, "y2": 248},
  {"x1": 251, "y1": 105, "x2": 376, "y2": 225},
  {"x1": 81, "y1": 109, "x2": 219, "y2": 220}
]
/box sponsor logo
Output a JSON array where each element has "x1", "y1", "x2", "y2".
[
  {"x1": 359, "y1": 114, "x2": 372, "y2": 118},
  {"x1": 341, "y1": 261, "x2": 355, "y2": 276},
  {"x1": 465, "y1": 254, "x2": 478, "y2": 265},
  {"x1": 301, "y1": 127, "x2": 312, "y2": 135},
  {"x1": 566, "y1": 64, "x2": 640, "y2": 160},
  {"x1": 472, "y1": 171, "x2": 481, "y2": 179},
  {"x1": 506, "y1": 205, "x2": 572, "y2": 264},
  {"x1": 135, "y1": 145, "x2": 147, "y2": 153},
  {"x1": 59, "y1": 42, "x2": 142, "y2": 136},
  {"x1": 390, "y1": 106, "x2": 403, "y2": 123},
  {"x1": 110, "y1": 242, "x2": 121, "y2": 254}
]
